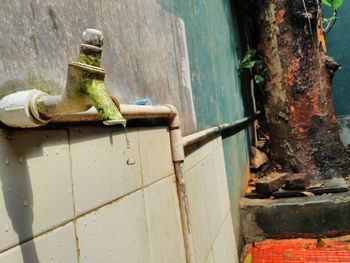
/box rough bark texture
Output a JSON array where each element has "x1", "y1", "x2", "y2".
[{"x1": 256, "y1": 0, "x2": 350, "y2": 179}]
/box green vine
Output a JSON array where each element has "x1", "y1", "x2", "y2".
[{"x1": 322, "y1": 0, "x2": 344, "y2": 34}]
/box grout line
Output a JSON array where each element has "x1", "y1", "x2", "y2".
[
  {"x1": 0, "y1": 173, "x2": 176, "y2": 255},
  {"x1": 142, "y1": 185, "x2": 154, "y2": 262},
  {"x1": 204, "y1": 209, "x2": 232, "y2": 262},
  {"x1": 203, "y1": 159, "x2": 231, "y2": 262},
  {"x1": 67, "y1": 128, "x2": 81, "y2": 263},
  {"x1": 75, "y1": 173, "x2": 174, "y2": 219},
  {"x1": 0, "y1": 219, "x2": 74, "y2": 255}
]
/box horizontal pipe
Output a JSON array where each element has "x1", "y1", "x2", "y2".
[
  {"x1": 49, "y1": 104, "x2": 174, "y2": 123},
  {"x1": 182, "y1": 112, "x2": 260, "y2": 147}
]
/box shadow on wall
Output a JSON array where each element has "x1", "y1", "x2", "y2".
[{"x1": 0, "y1": 131, "x2": 50, "y2": 263}]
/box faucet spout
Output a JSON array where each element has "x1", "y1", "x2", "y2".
[{"x1": 36, "y1": 29, "x2": 126, "y2": 126}]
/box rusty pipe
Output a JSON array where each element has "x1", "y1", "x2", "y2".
[{"x1": 182, "y1": 112, "x2": 261, "y2": 147}]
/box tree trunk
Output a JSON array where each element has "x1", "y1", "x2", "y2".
[{"x1": 257, "y1": 0, "x2": 350, "y2": 178}]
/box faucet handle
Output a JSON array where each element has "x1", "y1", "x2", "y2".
[{"x1": 82, "y1": 29, "x2": 104, "y2": 47}]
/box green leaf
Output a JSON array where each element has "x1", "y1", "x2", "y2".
[
  {"x1": 331, "y1": 0, "x2": 344, "y2": 9},
  {"x1": 254, "y1": 75, "x2": 265, "y2": 84},
  {"x1": 240, "y1": 60, "x2": 257, "y2": 69},
  {"x1": 322, "y1": 0, "x2": 332, "y2": 7},
  {"x1": 241, "y1": 49, "x2": 256, "y2": 64},
  {"x1": 243, "y1": 252, "x2": 253, "y2": 263}
]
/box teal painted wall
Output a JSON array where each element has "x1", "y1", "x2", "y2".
[
  {"x1": 159, "y1": 0, "x2": 250, "y2": 245},
  {"x1": 325, "y1": 3, "x2": 350, "y2": 117}
]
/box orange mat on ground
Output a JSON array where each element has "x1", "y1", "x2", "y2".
[{"x1": 243, "y1": 239, "x2": 350, "y2": 263}]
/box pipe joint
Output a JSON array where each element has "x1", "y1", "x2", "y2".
[
  {"x1": 165, "y1": 104, "x2": 181, "y2": 129},
  {"x1": 0, "y1": 90, "x2": 49, "y2": 128}
]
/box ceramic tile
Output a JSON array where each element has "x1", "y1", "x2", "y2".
[
  {"x1": 204, "y1": 146, "x2": 231, "y2": 244},
  {"x1": 0, "y1": 222, "x2": 77, "y2": 263},
  {"x1": 144, "y1": 175, "x2": 186, "y2": 263},
  {"x1": 69, "y1": 127, "x2": 142, "y2": 215},
  {"x1": 212, "y1": 213, "x2": 239, "y2": 263},
  {"x1": 185, "y1": 163, "x2": 211, "y2": 262},
  {"x1": 205, "y1": 250, "x2": 215, "y2": 263},
  {"x1": 0, "y1": 130, "x2": 73, "y2": 252},
  {"x1": 138, "y1": 127, "x2": 174, "y2": 186},
  {"x1": 76, "y1": 190, "x2": 151, "y2": 263},
  {"x1": 184, "y1": 136, "x2": 222, "y2": 172}
]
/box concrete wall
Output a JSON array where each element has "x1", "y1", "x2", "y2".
[
  {"x1": 0, "y1": 127, "x2": 238, "y2": 262},
  {"x1": 0, "y1": 0, "x2": 196, "y2": 132}
]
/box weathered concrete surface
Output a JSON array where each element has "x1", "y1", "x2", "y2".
[
  {"x1": 0, "y1": 0, "x2": 196, "y2": 132},
  {"x1": 240, "y1": 192, "x2": 350, "y2": 242}
]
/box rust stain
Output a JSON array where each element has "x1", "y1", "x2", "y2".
[
  {"x1": 297, "y1": 126, "x2": 306, "y2": 134},
  {"x1": 287, "y1": 57, "x2": 299, "y2": 87},
  {"x1": 275, "y1": 8, "x2": 286, "y2": 25},
  {"x1": 290, "y1": 96, "x2": 313, "y2": 133},
  {"x1": 310, "y1": 92, "x2": 322, "y2": 116},
  {"x1": 287, "y1": 56, "x2": 314, "y2": 133}
]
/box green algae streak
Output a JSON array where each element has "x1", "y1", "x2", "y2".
[
  {"x1": 82, "y1": 74, "x2": 126, "y2": 124},
  {"x1": 78, "y1": 54, "x2": 101, "y2": 67}
]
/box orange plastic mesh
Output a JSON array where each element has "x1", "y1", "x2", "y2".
[{"x1": 243, "y1": 239, "x2": 350, "y2": 263}]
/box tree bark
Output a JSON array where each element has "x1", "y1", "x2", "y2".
[{"x1": 257, "y1": 0, "x2": 350, "y2": 178}]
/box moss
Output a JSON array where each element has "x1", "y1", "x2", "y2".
[
  {"x1": 35, "y1": 101, "x2": 47, "y2": 114},
  {"x1": 83, "y1": 75, "x2": 126, "y2": 123},
  {"x1": 0, "y1": 75, "x2": 59, "y2": 100},
  {"x1": 78, "y1": 54, "x2": 101, "y2": 67}
]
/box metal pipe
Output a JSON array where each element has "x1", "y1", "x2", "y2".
[
  {"x1": 174, "y1": 161, "x2": 196, "y2": 262},
  {"x1": 167, "y1": 105, "x2": 196, "y2": 263},
  {"x1": 183, "y1": 112, "x2": 260, "y2": 147},
  {"x1": 48, "y1": 104, "x2": 174, "y2": 123}
]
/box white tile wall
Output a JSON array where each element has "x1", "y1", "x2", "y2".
[
  {"x1": 139, "y1": 127, "x2": 174, "y2": 186},
  {"x1": 185, "y1": 162, "x2": 212, "y2": 263},
  {"x1": 205, "y1": 147, "x2": 231, "y2": 244},
  {"x1": 0, "y1": 130, "x2": 73, "y2": 253},
  {"x1": 76, "y1": 190, "x2": 152, "y2": 263},
  {"x1": 144, "y1": 175, "x2": 186, "y2": 263},
  {"x1": 184, "y1": 136, "x2": 222, "y2": 172},
  {"x1": 0, "y1": 222, "x2": 77, "y2": 263},
  {"x1": 205, "y1": 250, "x2": 215, "y2": 263},
  {"x1": 69, "y1": 127, "x2": 142, "y2": 216},
  {"x1": 184, "y1": 137, "x2": 237, "y2": 262},
  {"x1": 212, "y1": 213, "x2": 239, "y2": 263},
  {"x1": 0, "y1": 127, "x2": 239, "y2": 263}
]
